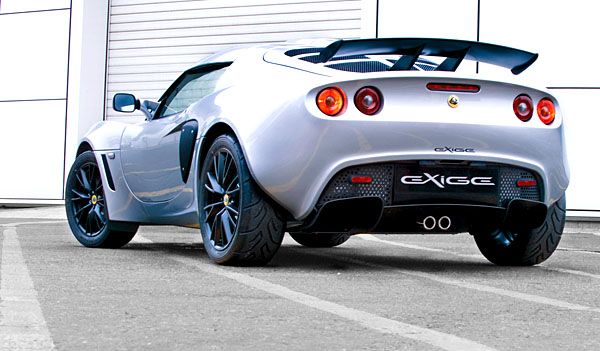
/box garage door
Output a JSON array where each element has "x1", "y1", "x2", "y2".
[{"x1": 106, "y1": 0, "x2": 362, "y2": 122}]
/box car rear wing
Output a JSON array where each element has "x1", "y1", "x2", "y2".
[{"x1": 317, "y1": 38, "x2": 538, "y2": 75}]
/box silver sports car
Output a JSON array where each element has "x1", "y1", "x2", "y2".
[{"x1": 65, "y1": 38, "x2": 568, "y2": 266}]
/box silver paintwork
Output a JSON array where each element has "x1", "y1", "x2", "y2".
[{"x1": 76, "y1": 40, "x2": 569, "y2": 226}]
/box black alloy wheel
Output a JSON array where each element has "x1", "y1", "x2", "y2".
[
  {"x1": 69, "y1": 160, "x2": 107, "y2": 237},
  {"x1": 201, "y1": 148, "x2": 240, "y2": 251},
  {"x1": 65, "y1": 152, "x2": 138, "y2": 248},
  {"x1": 199, "y1": 135, "x2": 285, "y2": 265}
]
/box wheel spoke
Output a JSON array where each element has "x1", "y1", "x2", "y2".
[
  {"x1": 226, "y1": 187, "x2": 239, "y2": 195},
  {"x1": 223, "y1": 154, "x2": 234, "y2": 183},
  {"x1": 225, "y1": 175, "x2": 239, "y2": 193},
  {"x1": 71, "y1": 188, "x2": 90, "y2": 200},
  {"x1": 217, "y1": 151, "x2": 227, "y2": 183},
  {"x1": 226, "y1": 206, "x2": 238, "y2": 216},
  {"x1": 86, "y1": 206, "x2": 94, "y2": 234},
  {"x1": 206, "y1": 172, "x2": 224, "y2": 194},
  {"x1": 203, "y1": 201, "x2": 222, "y2": 211},
  {"x1": 80, "y1": 168, "x2": 92, "y2": 191},
  {"x1": 75, "y1": 203, "x2": 92, "y2": 220},
  {"x1": 221, "y1": 210, "x2": 234, "y2": 243},
  {"x1": 93, "y1": 205, "x2": 106, "y2": 227}
]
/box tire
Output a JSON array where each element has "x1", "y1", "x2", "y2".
[
  {"x1": 65, "y1": 151, "x2": 138, "y2": 248},
  {"x1": 198, "y1": 134, "x2": 285, "y2": 266},
  {"x1": 472, "y1": 196, "x2": 566, "y2": 266},
  {"x1": 289, "y1": 232, "x2": 351, "y2": 248}
]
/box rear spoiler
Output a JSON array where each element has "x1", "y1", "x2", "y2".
[{"x1": 318, "y1": 38, "x2": 538, "y2": 75}]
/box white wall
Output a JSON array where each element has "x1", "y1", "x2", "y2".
[
  {"x1": 0, "y1": 2, "x2": 71, "y2": 202},
  {"x1": 64, "y1": 0, "x2": 111, "y2": 181},
  {"x1": 376, "y1": 0, "x2": 600, "y2": 214},
  {"x1": 478, "y1": 0, "x2": 600, "y2": 214}
]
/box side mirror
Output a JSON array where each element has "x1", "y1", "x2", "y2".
[{"x1": 113, "y1": 93, "x2": 139, "y2": 113}]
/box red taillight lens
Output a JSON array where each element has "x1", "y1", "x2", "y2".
[
  {"x1": 317, "y1": 87, "x2": 345, "y2": 116},
  {"x1": 354, "y1": 87, "x2": 382, "y2": 115},
  {"x1": 513, "y1": 94, "x2": 533, "y2": 122},
  {"x1": 350, "y1": 175, "x2": 372, "y2": 183},
  {"x1": 517, "y1": 180, "x2": 536, "y2": 187},
  {"x1": 537, "y1": 98, "x2": 555, "y2": 125},
  {"x1": 426, "y1": 83, "x2": 480, "y2": 93}
]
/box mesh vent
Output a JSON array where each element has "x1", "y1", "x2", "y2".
[
  {"x1": 316, "y1": 163, "x2": 542, "y2": 209},
  {"x1": 498, "y1": 167, "x2": 541, "y2": 205},
  {"x1": 285, "y1": 48, "x2": 323, "y2": 57},
  {"x1": 317, "y1": 164, "x2": 394, "y2": 208},
  {"x1": 300, "y1": 55, "x2": 322, "y2": 63},
  {"x1": 415, "y1": 63, "x2": 437, "y2": 71},
  {"x1": 325, "y1": 61, "x2": 390, "y2": 73},
  {"x1": 330, "y1": 54, "x2": 369, "y2": 61}
]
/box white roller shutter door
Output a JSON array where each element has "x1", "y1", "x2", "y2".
[{"x1": 106, "y1": 0, "x2": 362, "y2": 121}]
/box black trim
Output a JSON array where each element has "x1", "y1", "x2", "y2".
[
  {"x1": 101, "y1": 154, "x2": 116, "y2": 191},
  {"x1": 178, "y1": 120, "x2": 199, "y2": 183},
  {"x1": 318, "y1": 38, "x2": 538, "y2": 75},
  {"x1": 296, "y1": 197, "x2": 384, "y2": 234}
]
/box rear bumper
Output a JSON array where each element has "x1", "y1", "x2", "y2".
[
  {"x1": 290, "y1": 198, "x2": 547, "y2": 235},
  {"x1": 244, "y1": 115, "x2": 568, "y2": 220},
  {"x1": 288, "y1": 161, "x2": 549, "y2": 234}
]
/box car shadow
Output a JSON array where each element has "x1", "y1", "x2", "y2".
[{"x1": 123, "y1": 239, "x2": 542, "y2": 275}]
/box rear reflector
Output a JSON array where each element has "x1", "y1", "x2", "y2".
[
  {"x1": 517, "y1": 180, "x2": 536, "y2": 187},
  {"x1": 350, "y1": 176, "x2": 372, "y2": 183},
  {"x1": 426, "y1": 83, "x2": 480, "y2": 93}
]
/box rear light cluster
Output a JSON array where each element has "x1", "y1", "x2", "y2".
[
  {"x1": 513, "y1": 94, "x2": 555, "y2": 125},
  {"x1": 317, "y1": 86, "x2": 382, "y2": 116}
]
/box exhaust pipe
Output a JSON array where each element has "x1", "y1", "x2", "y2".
[{"x1": 418, "y1": 216, "x2": 452, "y2": 231}]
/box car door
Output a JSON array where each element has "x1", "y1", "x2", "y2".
[{"x1": 120, "y1": 63, "x2": 229, "y2": 202}]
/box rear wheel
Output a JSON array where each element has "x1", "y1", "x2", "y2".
[
  {"x1": 65, "y1": 151, "x2": 138, "y2": 248},
  {"x1": 289, "y1": 232, "x2": 351, "y2": 248},
  {"x1": 471, "y1": 196, "x2": 566, "y2": 266},
  {"x1": 199, "y1": 135, "x2": 285, "y2": 265}
]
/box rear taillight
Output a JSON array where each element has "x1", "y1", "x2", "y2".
[
  {"x1": 354, "y1": 87, "x2": 382, "y2": 115},
  {"x1": 426, "y1": 83, "x2": 480, "y2": 93},
  {"x1": 317, "y1": 87, "x2": 345, "y2": 116},
  {"x1": 513, "y1": 94, "x2": 533, "y2": 122},
  {"x1": 537, "y1": 98, "x2": 555, "y2": 125}
]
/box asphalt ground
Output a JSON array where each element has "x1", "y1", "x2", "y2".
[{"x1": 0, "y1": 206, "x2": 598, "y2": 350}]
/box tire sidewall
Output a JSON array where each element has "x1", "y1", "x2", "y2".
[{"x1": 474, "y1": 196, "x2": 566, "y2": 265}]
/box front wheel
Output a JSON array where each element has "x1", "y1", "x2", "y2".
[
  {"x1": 65, "y1": 151, "x2": 138, "y2": 248},
  {"x1": 471, "y1": 196, "x2": 566, "y2": 266},
  {"x1": 198, "y1": 135, "x2": 285, "y2": 266}
]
